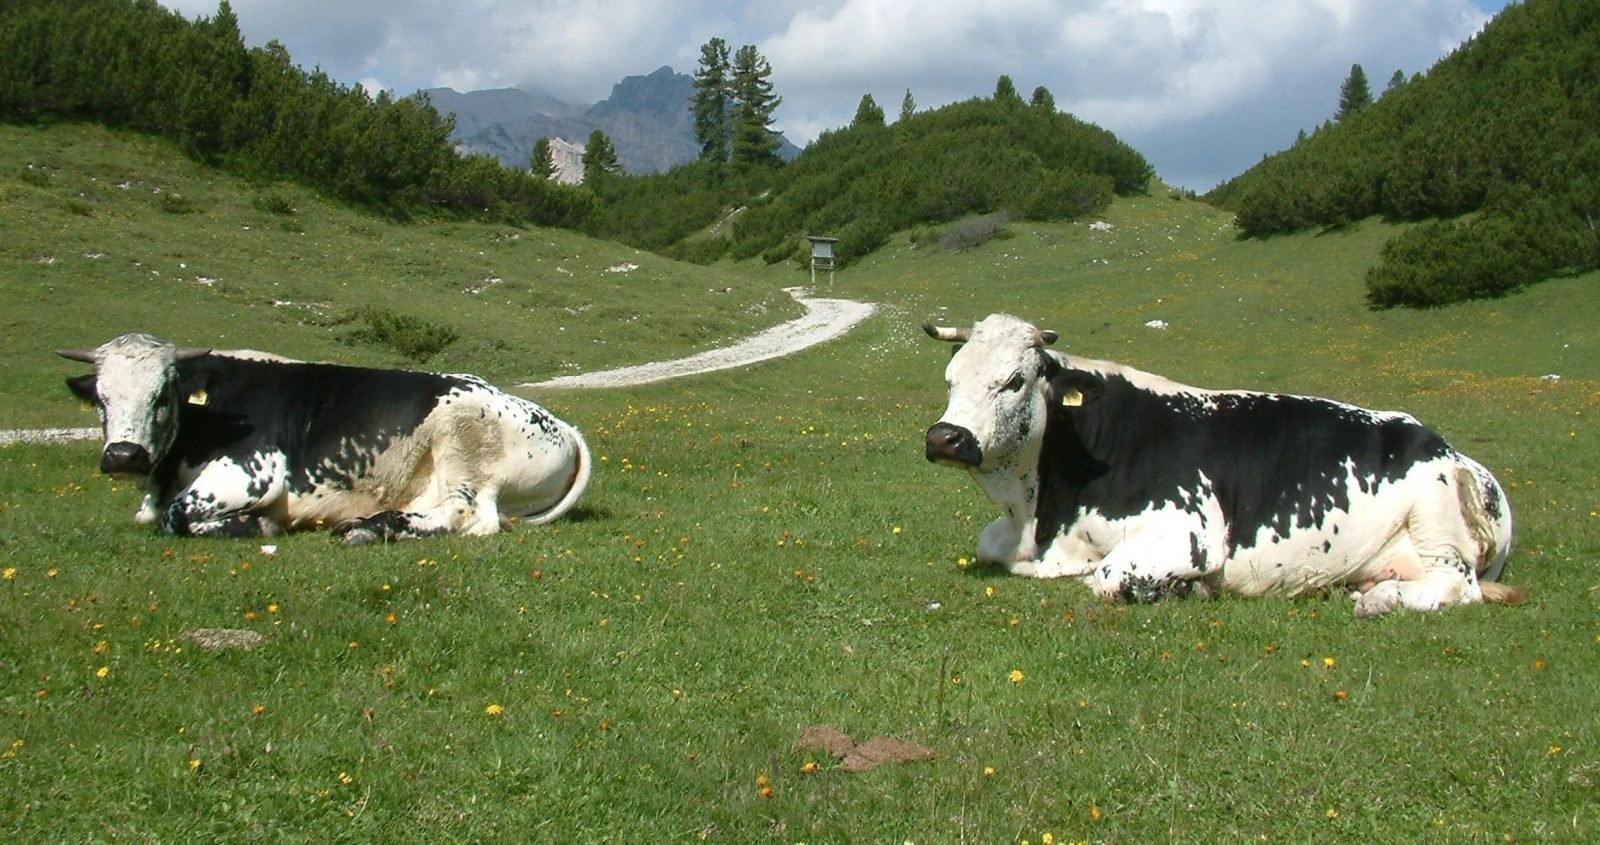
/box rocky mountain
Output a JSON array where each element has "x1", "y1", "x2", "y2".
[{"x1": 420, "y1": 66, "x2": 799, "y2": 181}]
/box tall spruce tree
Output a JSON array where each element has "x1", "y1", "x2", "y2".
[
  {"x1": 1337, "y1": 63, "x2": 1373, "y2": 121},
  {"x1": 852, "y1": 93, "x2": 884, "y2": 128},
  {"x1": 530, "y1": 137, "x2": 555, "y2": 179},
  {"x1": 729, "y1": 44, "x2": 782, "y2": 166},
  {"x1": 994, "y1": 74, "x2": 1022, "y2": 104},
  {"x1": 899, "y1": 89, "x2": 916, "y2": 122},
  {"x1": 1385, "y1": 69, "x2": 1406, "y2": 93},
  {"x1": 581, "y1": 129, "x2": 619, "y2": 184},
  {"x1": 691, "y1": 37, "x2": 732, "y2": 162}
]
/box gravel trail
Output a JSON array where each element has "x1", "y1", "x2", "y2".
[{"x1": 0, "y1": 287, "x2": 877, "y2": 445}]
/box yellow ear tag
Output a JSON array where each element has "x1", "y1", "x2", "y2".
[
  {"x1": 186, "y1": 389, "x2": 209, "y2": 406},
  {"x1": 1061, "y1": 388, "x2": 1083, "y2": 407}
]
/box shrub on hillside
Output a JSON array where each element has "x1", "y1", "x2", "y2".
[
  {"x1": 606, "y1": 93, "x2": 1151, "y2": 268},
  {"x1": 1365, "y1": 201, "x2": 1574, "y2": 308},
  {"x1": 0, "y1": 0, "x2": 593, "y2": 229},
  {"x1": 939, "y1": 211, "x2": 1011, "y2": 251},
  {"x1": 344, "y1": 308, "x2": 458, "y2": 362},
  {"x1": 1210, "y1": 0, "x2": 1600, "y2": 306}
]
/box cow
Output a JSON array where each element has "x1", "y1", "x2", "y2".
[
  {"x1": 58, "y1": 332, "x2": 591, "y2": 544},
  {"x1": 922, "y1": 314, "x2": 1522, "y2": 617}
]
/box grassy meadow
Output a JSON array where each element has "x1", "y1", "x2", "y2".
[{"x1": 2, "y1": 122, "x2": 1598, "y2": 843}]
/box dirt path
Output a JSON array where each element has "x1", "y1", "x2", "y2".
[
  {"x1": 521, "y1": 287, "x2": 876, "y2": 390},
  {"x1": 0, "y1": 287, "x2": 877, "y2": 446}
]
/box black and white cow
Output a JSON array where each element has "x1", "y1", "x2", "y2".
[
  {"x1": 59, "y1": 332, "x2": 591, "y2": 544},
  {"x1": 923, "y1": 314, "x2": 1522, "y2": 617}
]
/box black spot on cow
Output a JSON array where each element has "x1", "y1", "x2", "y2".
[
  {"x1": 1189, "y1": 533, "x2": 1210, "y2": 572},
  {"x1": 1031, "y1": 373, "x2": 1451, "y2": 555}
]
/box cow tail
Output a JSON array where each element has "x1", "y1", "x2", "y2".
[
  {"x1": 526, "y1": 423, "x2": 592, "y2": 525},
  {"x1": 1479, "y1": 581, "x2": 1529, "y2": 606},
  {"x1": 1454, "y1": 464, "x2": 1526, "y2": 607}
]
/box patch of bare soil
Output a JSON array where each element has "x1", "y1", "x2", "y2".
[
  {"x1": 179, "y1": 628, "x2": 268, "y2": 651},
  {"x1": 792, "y1": 725, "x2": 937, "y2": 772}
]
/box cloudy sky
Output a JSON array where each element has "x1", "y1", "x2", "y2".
[{"x1": 160, "y1": 0, "x2": 1516, "y2": 191}]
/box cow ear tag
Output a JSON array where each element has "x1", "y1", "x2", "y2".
[
  {"x1": 1061, "y1": 388, "x2": 1084, "y2": 407},
  {"x1": 186, "y1": 389, "x2": 209, "y2": 407}
]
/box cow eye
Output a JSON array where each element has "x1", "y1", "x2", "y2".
[{"x1": 1002, "y1": 372, "x2": 1026, "y2": 392}]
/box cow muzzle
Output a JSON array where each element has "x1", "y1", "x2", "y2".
[
  {"x1": 100, "y1": 441, "x2": 152, "y2": 478},
  {"x1": 925, "y1": 422, "x2": 982, "y2": 467}
]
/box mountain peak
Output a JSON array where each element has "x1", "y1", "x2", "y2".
[{"x1": 428, "y1": 66, "x2": 798, "y2": 177}]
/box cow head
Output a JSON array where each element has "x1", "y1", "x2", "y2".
[
  {"x1": 923, "y1": 314, "x2": 1102, "y2": 472},
  {"x1": 58, "y1": 333, "x2": 211, "y2": 479}
]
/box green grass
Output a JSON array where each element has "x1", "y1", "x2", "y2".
[
  {"x1": 0, "y1": 122, "x2": 800, "y2": 429},
  {"x1": 2, "y1": 123, "x2": 1598, "y2": 843}
]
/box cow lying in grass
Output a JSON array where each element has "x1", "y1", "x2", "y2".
[
  {"x1": 60, "y1": 332, "x2": 590, "y2": 543},
  {"x1": 923, "y1": 314, "x2": 1523, "y2": 617}
]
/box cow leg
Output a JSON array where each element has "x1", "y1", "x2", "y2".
[
  {"x1": 135, "y1": 491, "x2": 160, "y2": 525},
  {"x1": 159, "y1": 453, "x2": 288, "y2": 537},
  {"x1": 461, "y1": 484, "x2": 504, "y2": 536},
  {"x1": 1011, "y1": 530, "x2": 1100, "y2": 579},
  {"x1": 1354, "y1": 558, "x2": 1477, "y2": 618},
  {"x1": 977, "y1": 517, "x2": 1024, "y2": 565},
  {"x1": 334, "y1": 483, "x2": 495, "y2": 544},
  {"x1": 1086, "y1": 520, "x2": 1215, "y2": 603},
  {"x1": 333, "y1": 510, "x2": 438, "y2": 544}
]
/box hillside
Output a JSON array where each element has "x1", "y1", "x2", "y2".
[
  {"x1": 0, "y1": 122, "x2": 800, "y2": 429},
  {"x1": 1207, "y1": 0, "x2": 1600, "y2": 307},
  {"x1": 591, "y1": 91, "x2": 1154, "y2": 265},
  {"x1": 0, "y1": 0, "x2": 595, "y2": 228}
]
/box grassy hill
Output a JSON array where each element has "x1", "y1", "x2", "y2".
[
  {"x1": 0, "y1": 122, "x2": 800, "y2": 428},
  {"x1": 1207, "y1": 0, "x2": 1600, "y2": 307},
  {"x1": 2, "y1": 123, "x2": 1597, "y2": 842}
]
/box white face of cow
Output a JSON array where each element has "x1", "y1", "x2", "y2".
[
  {"x1": 924, "y1": 314, "x2": 1061, "y2": 473},
  {"x1": 58, "y1": 333, "x2": 210, "y2": 479}
]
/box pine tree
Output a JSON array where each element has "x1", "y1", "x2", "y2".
[
  {"x1": 852, "y1": 93, "x2": 884, "y2": 128},
  {"x1": 1385, "y1": 69, "x2": 1406, "y2": 93},
  {"x1": 531, "y1": 137, "x2": 554, "y2": 179},
  {"x1": 1337, "y1": 63, "x2": 1373, "y2": 121},
  {"x1": 1030, "y1": 86, "x2": 1055, "y2": 110},
  {"x1": 729, "y1": 44, "x2": 782, "y2": 166},
  {"x1": 581, "y1": 129, "x2": 619, "y2": 184},
  {"x1": 899, "y1": 89, "x2": 916, "y2": 122},
  {"x1": 994, "y1": 74, "x2": 1021, "y2": 104},
  {"x1": 691, "y1": 37, "x2": 731, "y2": 162}
]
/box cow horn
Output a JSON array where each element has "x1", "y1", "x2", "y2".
[
  {"x1": 56, "y1": 347, "x2": 100, "y2": 363},
  {"x1": 922, "y1": 323, "x2": 972, "y2": 343},
  {"x1": 1037, "y1": 330, "x2": 1059, "y2": 346},
  {"x1": 175, "y1": 347, "x2": 212, "y2": 361}
]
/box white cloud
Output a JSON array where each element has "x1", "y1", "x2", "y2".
[{"x1": 161, "y1": 0, "x2": 1501, "y2": 190}]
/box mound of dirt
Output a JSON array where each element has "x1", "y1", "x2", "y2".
[
  {"x1": 793, "y1": 725, "x2": 936, "y2": 772},
  {"x1": 180, "y1": 628, "x2": 267, "y2": 651}
]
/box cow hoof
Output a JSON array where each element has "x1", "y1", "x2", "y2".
[
  {"x1": 339, "y1": 527, "x2": 380, "y2": 546},
  {"x1": 1354, "y1": 581, "x2": 1402, "y2": 618}
]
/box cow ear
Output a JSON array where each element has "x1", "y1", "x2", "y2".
[
  {"x1": 66, "y1": 374, "x2": 98, "y2": 403},
  {"x1": 1047, "y1": 369, "x2": 1104, "y2": 409}
]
